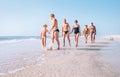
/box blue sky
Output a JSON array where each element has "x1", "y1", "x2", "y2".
[{"x1": 0, "y1": 0, "x2": 120, "y2": 36}]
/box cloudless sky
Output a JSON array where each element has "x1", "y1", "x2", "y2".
[{"x1": 0, "y1": 0, "x2": 120, "y2": 36}]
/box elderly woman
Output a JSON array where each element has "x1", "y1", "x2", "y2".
[{"x1": 70, "y1": 20, "x2": 81, "y2": 47}]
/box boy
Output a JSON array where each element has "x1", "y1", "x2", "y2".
[{"x1": 40, "y1": 24, "x2": 48, "y2": 47}]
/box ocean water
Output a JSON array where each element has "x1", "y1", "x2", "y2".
[
  {"x1": 100, "y1": 35, "x2": 120, "y2": 77},
  {"x1": 0, "y1": 35, "x2": 80, "y2": 74},
  {"x1": 100, "y1": 41, "x2": 120, "y2": 77},
  {"x1": 0, "y1": 36, "x2": 43, "y2": 73},
  {"x1": 0, "y1": 35, "x2": 119, "y2": 74},
  {"x1": 0, "y1": 36, "x2": 40, "y2": 60},
  {"x1": 0, "y1": 35, "x2": 65, "y2": 74},
  {"x1": 0, "y1": 36, "x2": 39, "y2": 42}
]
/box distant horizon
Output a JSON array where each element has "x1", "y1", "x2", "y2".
[{"x1": 0, "y1": 34, "x2": 120, "y2": 37}]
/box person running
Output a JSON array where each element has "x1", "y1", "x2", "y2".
[
  {"x1": 83, "y1": 25, "x2": 89, "y2": 43},
  {"x1": 70, "y1": 20, "x2": 81, "y2": 47},
  {"x1": 40, "y1": 24, "x2": 49, "y2": 48},
  {"x1": 62, "y1": 19, "x2": 71, "y2": 47},
  {"x1": 49, "y1": 14, "x2": 60, "y2": 50},
  {"x1": 89, "y1": 22, "x2": 96, "y2": 43}
]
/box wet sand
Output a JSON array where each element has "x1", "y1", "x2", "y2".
[{"x1": 0, "y1": 39, "x2": 117, "y2": 77}]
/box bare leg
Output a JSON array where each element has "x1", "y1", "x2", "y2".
[
  {"x1": 76, "y1": 34, "x2": 79, "y2": 47},
  {"x1": 84, "y1": 34, "x2": 87, "y2": 44},
  {"x1": 90, "y1": 33, "x2": 93, "y2": 43},
  {"x1": 92, "y1": 34, "x2": 95, "y2": 43},
  {"x1": 74, "y1": 35, "x2": 77, "y2": 42},
  {"x1": 44, "y1": 37, "x2": 46, "y2": 47},
  {"x1": 63, "y1": 34, "x2": 66, "y2": 47},
  {"x1": 85, "y1": 34, "x2": 88, "y2": 44},
  {"x1": 54, "y1": 32, "x2": 60, "y2": 50},
  {"x1": 74, "y1": 35, "x2": 77, "y2": 46},
  {"x1": 67, "y1": 34, "x2": 71, "y2": 46},
  {"x1": 42, "y1": 38, "x2": 45, "y2": 47},
  {"x1": 48, "y1": 34, "x2": 54, "y2": 50}
]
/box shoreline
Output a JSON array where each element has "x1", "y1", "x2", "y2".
[{"x1": 0, "y1": 36, "x2": 120, "y2": 77}]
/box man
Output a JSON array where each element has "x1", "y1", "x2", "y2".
[
  {"x1": 49, "y1": 14, "x2": 60, "y2": 50},
  {"x1": 89, "y1": 22, "x2": 96, "y2": 43},
  {"x1": 62, "y1": 19, "x2": 71, "y2": 47}
]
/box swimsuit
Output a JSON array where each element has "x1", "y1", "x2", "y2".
[
  {"x1": 41, "y1": 35, "x2": 46, "y2": 39},
  {"x1": 84, "y1": 28, "x2": 89, "y2": 34},
  {"x1": 53, "y1": 29, "x2": 59, "y2": 33},
  {"x1": 91, "y1": 31, "x2": 95, "y2": 35},
  {"x1": 90, "y1": 26, "x2": 96, "y2": 35},
  {"x1": 64, "y1": 31, "x2": 69, "y2": 34},
  {"x1": 74, "y1": 27, "x2": 79, "y2": 34}
]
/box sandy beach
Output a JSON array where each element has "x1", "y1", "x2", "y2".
[
  {"x1": 1, "y1": 0, "x2": 120, "y2": 76},
  {"x1": 0, "y1": 36, "x2": 120, "y2": 77}
]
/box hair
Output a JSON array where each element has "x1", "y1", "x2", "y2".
[
  {"x1": 64, "y1": 19, "x2": 66, "y2": 22},
  {"x1": 75, "y1": 20, "x2": 78, "y2": 23},
  {"x1": 43, "y1": 24, "x2": 47, "y2": 27},
  {"x1": 50, "y1": 13, "x2": 55, "y2": 17},
  {"x1": 91, "y1": 22, "x2": 93, "y2": 24},
  {"x1": 85, "y1": 25, "x2": 88, "y2": 27},
  {"x1": 64, "y1": 19, "x2": 66, "y2": 21}
]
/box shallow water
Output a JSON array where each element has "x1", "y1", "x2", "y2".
[
  {"x1": 0, "y1": 36, "x2": 111, "y2": 74},
  {"x1": 100, "y1": 40, "x2": 120, "y2": 77}
]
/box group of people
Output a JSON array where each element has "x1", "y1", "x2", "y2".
[{"x1": 40, "y1": 14, "x2": 96, "y2": 50}]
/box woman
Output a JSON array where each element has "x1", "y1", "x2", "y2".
[{"x1": 70, "y1": 20, "x2": 81, "y2": 47}]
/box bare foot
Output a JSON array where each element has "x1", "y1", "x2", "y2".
[
  {"x1": 57, "y1": 47, "x2": 60, "y2": 50},
  {"x1": 47, "y1": 46, "x2": 53, "y2": 50},
  {"x1": 75, "y1": 44, "x2": 78, "y2": 47}
]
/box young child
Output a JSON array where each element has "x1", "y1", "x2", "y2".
[{"x1": 40, "y1": 24, "x2": 48, "y2": 48}]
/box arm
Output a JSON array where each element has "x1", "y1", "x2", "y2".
[
  {"x1": 78, "y1": 25, "x2": 81, "y2": 35},
  {"x1": 46, "y1": 29, "x2": 49, "y2": 34},
  {"x1": 62, "y1": 25, "x2": 64, "y2": 36},
  {"x1": 68, "y1": 23, "x2": 71, "y2": 32},
  {"x1": 94, "y1": 26, "x2": 96, "y2": 35},
  {"x1": 88, "y1": 28, "x2": 90, "y2": 35},
  {"x1": 83, "y1": 29, "x2": 85, "y2": 34},
  {"x1": 40, "y1": 32, "x2": 42, "y2": 39},
  {"x1": 62, "y1": 24, "x2": 64, "y2": 33},
  {"x1": 70, "y1": 26, "x2": 74, "y2": 34},
  {"x1": 49, "y1": 19, "x2": 56, "y2": 33}
]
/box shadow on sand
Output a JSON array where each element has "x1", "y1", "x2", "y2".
[
  {"x1": 85, "y1": 45, "x2": 107, "y2": 48},
  {"x1": 93, "y1": 42, "x2": 110, "y2": 44},
  {"x1": 76, "y1": 47, "x2": 101, "y2": 51}
]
